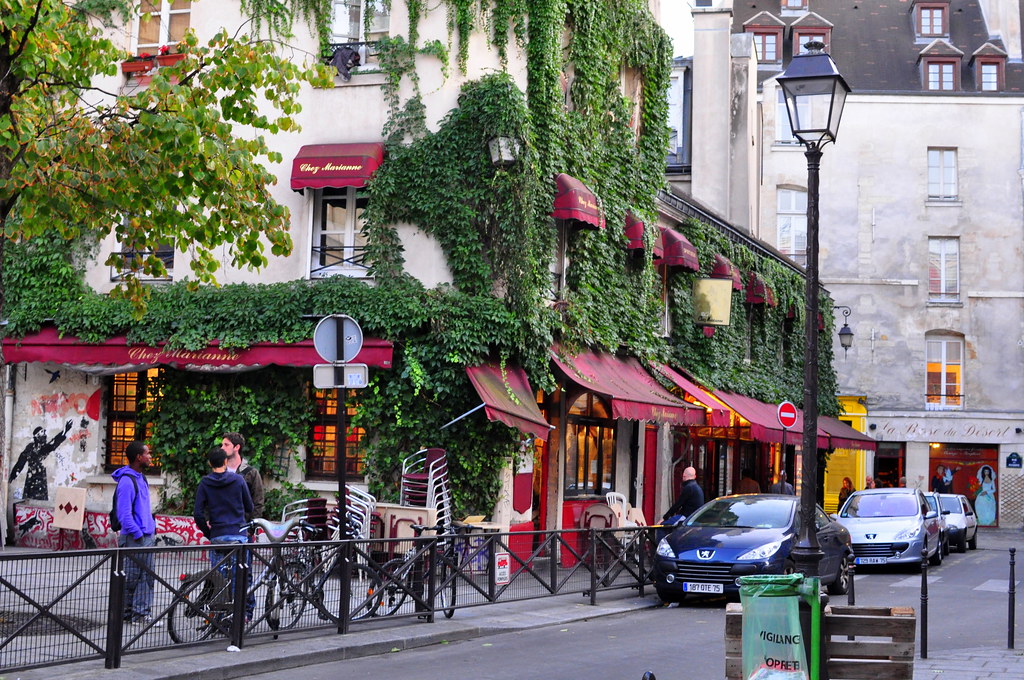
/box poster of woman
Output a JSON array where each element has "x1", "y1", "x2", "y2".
[
  {"x1": 973, "y1": 465, "x2": 997, "y2": 526},
  {"x1": 929, "y1": 445, "x2": 998, "y2": 526}
]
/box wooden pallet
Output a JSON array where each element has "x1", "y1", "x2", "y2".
[{"x1": 725, "y1": 603, "x2": 915, "y2": 680}]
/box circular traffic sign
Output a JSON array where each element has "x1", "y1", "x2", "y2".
[
  {"x1": 777, "y1": 401, "x2": 798, "y2": 429},
  {"x1": 313, "y1": 314, "x2": 363, "y2": 363}
]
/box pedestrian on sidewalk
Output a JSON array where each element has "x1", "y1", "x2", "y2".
[
  {"x1": 222, "y1": 432, "x2": 264, "y2": 522},
  {"x1": 194, "y1": 446, "x2": 253, "y2": 598},
  {"x1": 113, "y1": 441, "x2": 157, "y2": 625},
  {"x1": 770, "y1": 471, "x2": 795, "y2": 495}
]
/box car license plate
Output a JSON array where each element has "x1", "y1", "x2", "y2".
[
  {"x1": 683, "y1": 582, "x2": 723, "y2": 594},
  {"x1": 856, "y1": 557, "x2": 886, "y2": 565}
]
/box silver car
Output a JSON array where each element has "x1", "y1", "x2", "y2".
[
  {"x1": 835, "y1": 487, "x2": 942, "y2": 568},
  {"x1": 924, "y1": 491, "x2": 951, "y2": 557},
  {"x1": 939, "y1": 493, "x2": 978, "y2": 552}
]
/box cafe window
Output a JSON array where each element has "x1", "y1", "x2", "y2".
[
  {"x1": 105, "y1": 369, "x2": 160, "y2": 469},
  {"x1": 310, "y1": 187, "x2": 370, "y2": 279},
  {"x1": 925, "y1": 332, "x2": 963, "y2": 410},
  {"x1": 564, "y1": 393, "x2": 615, "y2": 497},
  {"x1": 135, "y1": 1, "x2": 191, "y2": 55},
  {"x1": 309, "y1": 387, "x2": 365, "y2": 479}
]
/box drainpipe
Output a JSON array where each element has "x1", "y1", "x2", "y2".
[{"x1": 2, "y1": 365, "x2": 14, "y2": 546}]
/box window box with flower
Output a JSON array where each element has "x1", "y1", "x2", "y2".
[
  {"x1": 121, "y1": 53, "x2": 155, "y2": 74},
  {"x1": 155, "y1": 44, "x2": 185, "y2": 67}
]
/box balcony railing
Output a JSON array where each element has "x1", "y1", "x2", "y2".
[
  {"x1": 109, "y1": 249, "x2": 174, "y2": 282},
  {"x1": 925, "y1": 393, "x2": 963, "y2": 410},
  {"x1": 310, "y1": 244, "x2": 372, "y2": 279}
]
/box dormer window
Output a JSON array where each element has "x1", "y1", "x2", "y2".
[
  {"x1": 925, "y1": 59, "x2": 958, "y2": 90},
  {"x1": 744, "y1": 14, "x2": 786, "y2": 64},
  {"x1": 971, "y1": 44, "x2": 1008, "y2": 92},
  {"x1": 916, "y1": 3, "x2": 948, "y2": 38},
  {"x1": 793, "y1": 28, "x2": 830, "y2": 54},
  {"x1": 782, "y1": 0, "x2": 807, "y2": 10}
]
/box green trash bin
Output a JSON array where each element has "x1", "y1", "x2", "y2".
[{"x1": 737, "y1": 574, "x2": 821, "y2": 680}]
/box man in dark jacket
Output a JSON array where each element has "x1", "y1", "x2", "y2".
[
  {"x1": 113, "y1": 441, "x2": 157, "y2": 624},
  {"x1": 194, "y1": 446, "x2": 253, "y2": 583},
  {"x1": 662, "y1": 466, "x2": 705, "y2": 525},
  {"x1": 221, "y1": 432, "x2": 264, "y2": 521}
]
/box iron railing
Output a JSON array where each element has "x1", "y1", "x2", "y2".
[
  {"x1": 310, "y1": 244, "x2": 371, "y2": 278},
  {"x1": 109, "y1": 249, "x2": 174, "y2": 282},
  {"x1": 0, "y1": 526, "x2": 655, "y2": 673}
]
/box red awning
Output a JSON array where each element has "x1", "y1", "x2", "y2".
[
  {"x1": 657, "y1": 227, "x2": 700, "y2": 271},
  {"x1": 552, "y1": 173, "x2": 605, "y2": 229},
  {"x1": 2, "y1": 327, "x2": 393, "y2": 373},
  {"x1": 711, "y1": 390, "x2": 828, "y2": 448},
  {"x1": 711, "y1": 254, "x2": 744, "y2": 290},
  {"x1": 819, "y1": 416, "x2": 877, "y2": 452},
  {"x1": 746, "y1": 272, "x2": 777, "y2": 306},
  {"x1": 291, "y1": 143, "x2": 385, "y2": 192},
  {"x1": 466, "y1": 363, "x2": 553, "y2": 441},
  {"x1": 551, "y1": 347, "x2": 705, "y2": 425},
  {"x1": 625, "y1": 212, "x2": 645, "y2": 250},
  {"x1": 653, "y1": 364, "x2": 731, "y2": 427}
]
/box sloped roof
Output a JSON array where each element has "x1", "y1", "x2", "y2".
[{"x1": 730, "y1": 0, "x2": 1024, "y2": 93}]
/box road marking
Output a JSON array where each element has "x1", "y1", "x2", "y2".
[
  {"x1": 974, "y1": 579, "x2": 1017, "y2": 593},
  {"x1": 891, "y1": 575, "x2": 941, "y2": 587}
]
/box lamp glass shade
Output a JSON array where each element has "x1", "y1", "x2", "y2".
[
  {"x1": 838, "y1": 323, "x2": 854, "y2": 349},
  {"x1": 777, "y1": 51, "x2": 850, "y2": 146}
]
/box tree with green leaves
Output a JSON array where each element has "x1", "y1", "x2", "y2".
[{"x1": 0, "y1": 0, "x2": 332, "y2": 316}]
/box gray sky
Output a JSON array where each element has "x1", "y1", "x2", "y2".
[{"x1": 663, "y1": 1, "x2": 694, "y2": 58}]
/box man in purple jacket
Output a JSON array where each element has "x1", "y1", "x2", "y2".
[{"x1": 112, "y1": 441, "x2": 156, "y2": 624}]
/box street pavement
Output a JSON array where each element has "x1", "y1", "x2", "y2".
[{"x1": 6, "y1": 526, "x2": 1024, "y2": 680}]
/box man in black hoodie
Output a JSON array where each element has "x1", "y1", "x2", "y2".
[{"x1": 194, "y1": 446, "x2": 253, "y2": 579}]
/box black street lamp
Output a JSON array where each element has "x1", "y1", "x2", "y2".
[
  {"x1": 776, "y1": 42, "x2": 850, "y2": 578},
  {"x1": 835, "y1": 305, "x2": 854, "y2": 358}
]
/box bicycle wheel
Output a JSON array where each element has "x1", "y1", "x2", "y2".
[
  {"x1": 348, "y1": 562, "x2": 383, "y2": 621},
  {"x1": 274, "y1": 560, "x2": 309, "y2": 629},
  {"x1": 167, "y1": 571, "x2": 224, "y2": 644},
  {"x1": 435, "y1": 556, "x2": 457, "y2": 619},
  {"x1": 379, "y1": 558, "x2": 411, "y2": 617}
]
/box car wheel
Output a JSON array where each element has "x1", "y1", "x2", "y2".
[
  {"x1": 929, "y1": 538, "x2": 943, "y2": 566},
  {"x1": 956, "y1": 531, "x2": 967, "y2": 553},
  {"x1": 827, "y1": 555, "x2": 851, "y2": 596},
  {"x1": 656, "y1": 588, "x2": 682, "y2": 604},
  {"x1": 968, "y1": 530, "x2": 978, "y2": 550},
  {"x1": 942, "y1": 534, "x2": 950, "y2": 556}
]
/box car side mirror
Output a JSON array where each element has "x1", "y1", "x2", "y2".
[
  {"x1": 942, "y1": 509, "x2": 951, "y2": 515},
  {"x1": 829, "y1": 513, "x2": 839, "y2": 520},
  {"x1": 925, "y1": 510, "x2": 938, "y2": 519}
]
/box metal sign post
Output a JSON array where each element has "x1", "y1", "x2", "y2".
[{"x1": 313, "y1": 314, "x2": 365, "y2": 634}]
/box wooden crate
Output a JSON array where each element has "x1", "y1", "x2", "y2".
[{"x1": 725, "y1": 603, "x2": 915, "y2": 680}]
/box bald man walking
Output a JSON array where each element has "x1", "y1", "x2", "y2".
[{"x1": 662, "y1": 466, "x2": 705, "y2": 526}]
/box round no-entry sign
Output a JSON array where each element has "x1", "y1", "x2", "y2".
[{"x1": 777, "y1": 401, "x2": 798, "y2": 429}]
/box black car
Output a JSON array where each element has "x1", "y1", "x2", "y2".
[{"x1": 652, "y1": 494, "x2": 853, "y2": 601}]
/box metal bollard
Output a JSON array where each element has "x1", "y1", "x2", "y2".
[
  {"x1": 920, "y1": 545, "x2": 928, "y2": 659},
  {"x1": 1009, "y1": 548, "x2": 1016, "y2": 650},
  {"x1": 847, "y1": 560, "x2": 856, "y2": 606}
]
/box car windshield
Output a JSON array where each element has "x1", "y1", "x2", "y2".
[
  {"x1": 939, "y1": 496, "x2": 961, "y2": 513},
  {"x1": 687, "y1": 497, "x2": 795, "y2": 529},
  {"x1": 842, "y1": 493, "x2": 918, "y2": 518}
]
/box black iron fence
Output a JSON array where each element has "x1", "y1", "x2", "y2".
[{"x1": 0, "y1": 526, "x2": 655, "y2": 672}]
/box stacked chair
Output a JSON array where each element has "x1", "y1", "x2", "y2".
[
  {"x1": 399, "y1": 447, "x2": 453, "y2": 530},
  {"x1": 279, "y1": 486, "x2": 377, "y2": 540}
]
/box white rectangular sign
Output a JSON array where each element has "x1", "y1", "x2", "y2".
[
  {"x1": 313, "y1": 363, "x2": 369, "y2": 389},
  {"x1": 495, "y1": 551, "x2": 511, "y2": 585}
]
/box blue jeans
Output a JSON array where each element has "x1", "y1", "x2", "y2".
[
  {"x1": 210, "y1": 534, "x2": 253, "y2": 618},
  {"x1": 119, "y1": 533, "x2": 156, "y2": 620}
]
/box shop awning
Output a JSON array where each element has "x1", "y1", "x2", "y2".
[
  {"x1": 551, "y1": 347, "x2": 705, "y2": 425},
  {"x1": 711, "y1": 390, "x2": 828, "y2": 449},
  {"x1": 291, "y1": 142, "x2": 385, "y2": 192},
  {"x1": 657, "y1": 227, "x2": 700, "y2": 271},
  {"x1": 465, "y1": 363, "x2": 553, "y2": 441},
  {"x1": 2, "y1": 327, "x2": 393, "y2": 373},
  {"x1": 711, "y1": 254, "x2": 744, "y2": 290},
  {"x1": 625, "y1": 212, "x2": 645, "y2": 250},
  {"x1": 746, "y1": 272, "x2": 777, "y2": 306},
  {"x1": 653, "y1": 364, "x2": 731, "y2": 427},
  {"x1": 819, "y1": 416, "x2": 877, "y2": 452},
  {"x1": 552, "y1": 173, "x2": 605, "y2": 229}
]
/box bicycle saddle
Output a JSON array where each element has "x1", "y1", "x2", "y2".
[{"x1": 251, "y1": 516, "x2": 307, "y2": 543}]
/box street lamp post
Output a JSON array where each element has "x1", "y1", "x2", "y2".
[{"x1": 776, "y1": 42, "x2": 850, "y2": 578}]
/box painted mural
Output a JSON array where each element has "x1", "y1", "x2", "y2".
[
  {"x1": 14, "y1": 504, "x2": 208, "y2": 550},
  {"x1": 928, "y1": 444, "x2": 999, "y2": 526}
]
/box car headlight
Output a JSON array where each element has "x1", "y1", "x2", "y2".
[
  {"x1": 893, "y1": 526, "x2": 921, "y2": 541},
  {"x1": 656, "y1": 538, "x2": 676, "y2": 558},
  {"x1": 737, "y1": 540, "x2": 784, "y2": 561}
]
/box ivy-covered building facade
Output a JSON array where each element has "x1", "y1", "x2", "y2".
[{"x1": 1, "y1": 0, "x2": 869, "y2": 549}]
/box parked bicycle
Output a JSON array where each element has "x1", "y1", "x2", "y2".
[{"x1": 378, "y1": 522, "x2": 474, "y2": 619}]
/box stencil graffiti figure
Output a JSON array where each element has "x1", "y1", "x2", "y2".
[{"x1": 8, "y1": 420, "x2": 73, "y2": 500}]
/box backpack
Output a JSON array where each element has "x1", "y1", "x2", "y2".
[{"x1": 110, "y1": 475, "x2": 140, "y2": 533}]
